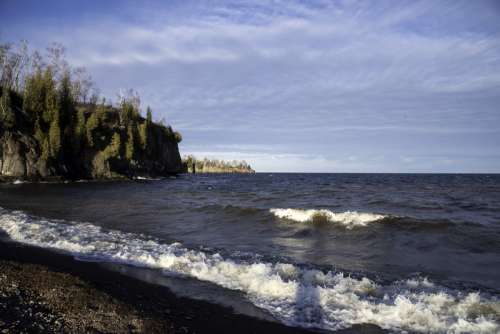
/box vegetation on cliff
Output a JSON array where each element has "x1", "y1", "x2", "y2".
[
  {"x1": 0, "y1": 41, "x2": 182, "y2": 180},
  {"x1": 182, "y1": 155, "x2": 255, "y2": 173}
]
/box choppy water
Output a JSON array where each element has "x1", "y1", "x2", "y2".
[{"x1": 0, "y1": 174, "x2": 499, "y2": 333}]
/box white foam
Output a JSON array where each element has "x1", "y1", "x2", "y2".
[
  {"x1": 0, "y1": 208, "x2": 498, "y2": 333},
  {"x1": 135, "y1": 176, "x2": 162, "y2": 181},
  {"x1": 270, "y1": 208, "x2": 387, "y2": 228}
]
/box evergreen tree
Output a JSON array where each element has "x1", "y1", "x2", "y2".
[
  {"x1": 0, "y1": 88, "x2": 16, "y2": 128},
  {"x1": 86, "y1": 112, "x2": 99, "y2": 147},
  {"x1": 125, "y1": 125, "x2": 135, "y2": 161},
  {"x1": 42, "y1": 68, "x2": 58, "y2": 124},
  {"x1": 23, "y1": 69, "x2": 45, "y2": 117},
  {"x1": 146, "y1": 106, "x2": 152, "y2": 125},
  {"x1": 96, "y1": 102, "x2": 106, "y2": 121},
  {"x1": 104, "y1": 132, "x2": 121, "y2": 160},
  {"x1": 58, "y1": 71, "x2": 74, "y2": 135},
  {"x1": 138, "y1": 123, "x2": 147, "y2": 150},
  {"x1": 74, "y1": 108, "x2": 86, "y2": 148},
  {"x1": 40, "y1": 138, "x2": 50, "y2": 161},
  {"x1": 48, "y1": 112, "x2": 61, "y2": 158}
]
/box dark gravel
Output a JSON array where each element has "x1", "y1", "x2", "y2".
[{"x1": 0, "y1": 240, "x2": 385, "y2": 334}]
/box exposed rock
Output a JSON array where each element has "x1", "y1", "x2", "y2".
[
  {"x1": 0, "y1": 132, "x2": 26, "y2": 177},
  {"x1": 0, "y1": 128, "x2": 182, "y2": 182}
]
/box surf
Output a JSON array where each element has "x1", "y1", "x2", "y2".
[{"x1": 0, "y1": 207, "x2": 498, "y2": 333}]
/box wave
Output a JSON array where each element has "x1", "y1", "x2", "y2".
[
  {"x1": 270, "y1": 208, "x2": 388, "y2": 229},
  {"x1": 0, "y1": 207, "x2": 498, "y2": 333}
]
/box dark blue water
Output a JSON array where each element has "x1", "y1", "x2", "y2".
[{"x1": 1, "y1": 174, "x2": 499, "y2": 332}]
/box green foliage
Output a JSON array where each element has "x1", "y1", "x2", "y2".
[
  {"x1": 104, "y1": 132, "x2": 121, "y2": 160},
  {"x1": 23, "y1": 69, "x2": 45, "y2": 116},
  {"x1": 146, "y1": 106, "x2": 152, "y2": 124},
  {"x1": 138, "y1": 123, "x2": 147, "y2": 150},
  {"x1": 173, "y1": 131, "x2": 182, "y2": 143},
  {"x1": 58, "y1": 71, "x2": 74, "y2": 134},
  {"x1": 34, "y1": 120, "x2": 45, "y2": 144},
  {"x1": 125, "y1": 125, "x2": 135, "y2": 161},
  {"x1": 96, "y1": 103, "x2": 107, "y2": 120},
  {"x1": 183, "y1": 156, "x2": 253, "y2": 173},
  {"x1": 0, "y1": 88, "x2": 16, "y2": 128},
  {"x1": 2, "y1": 40, "x2": 184, "y2": 177},
  {"x1": 74, "y1": 108, "x2": 86, "y2": 151},
  {"x1": 120, "y1": 101, "x2": 139, "y2": 126},
  {"x1": 42, "y1": 68, "x2": 58, "y2": 123},
  {"x1": 40, "y1": 138, "x2": 50, "y2": 161},
  {"x1": 85, "y1": 112, "x2": 99, "y2": 147},
  {"x1": 48, "y1": 112, "x2": 61, "y2": 158}
]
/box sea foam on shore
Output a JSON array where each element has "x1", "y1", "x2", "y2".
[{"x1": 0, "y1": 207, "x2": 498, "y2": 333}]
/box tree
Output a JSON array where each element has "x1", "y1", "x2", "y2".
[
  {"x1": 96, "y1": 102, "x2": 107, "y2": 121},
  {"x1": 74, "y1": 108, "x2": 86, "y2": 151},
  {"x1": 125, "y1": 125, "x2": 135, "y2": 161},
  {"x1": 58, "y1": 71, "x2": 75, "y2": 136},
  {"x1": 46, "y1": 43, "x2": 68, "y2": 81},
  {"x1": 42, "y1": 67, "x2": 58, "y2": 124},
  {"x1": 104, "y1": 132, "x2": 122, "y2": 160},
  {"x1": 40, "y1": 137, "x2": 50, "y2": 161},
  {"x1": 173, "y1": 131, "x2": 182, "y2": 143},
  {"x1": 0, "y1": 40, "x2": 29, "y2": 92},
  {"x1": 0, "y1": 88, "x2": 16, "y2": 128},
  {"x1": 138, "y1": 123, "x2": 147, "y2": 150},
  {"x1": 72, "y1": 66, "x2": 93, "y2": 103},
  {"x1": 23, "y1": 69, "x2": 45, "y2": 117},
  {"x1": 139, "y1": 106, "x2": 153, "y2": 151},
  {"x1": 86, "y1": 112, "x2": 99, "y2": 147},
  {"x1": 48, "y1": 112, "x2": 61, "y2": 158},
  {"x1": 146, "y1": 106, "x2": 152, "y2": 124}
]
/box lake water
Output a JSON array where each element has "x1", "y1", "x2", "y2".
[{"x1": 1, "y1": 174, "x2": 499, "y2": 333}]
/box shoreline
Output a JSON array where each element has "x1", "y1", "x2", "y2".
[{"x1": 0, "y1": 239, "x2": 385, "y2": 334}]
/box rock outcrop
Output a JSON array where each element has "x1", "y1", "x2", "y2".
[
  {"x1": 0, "y1": 114, "x2": 182, "y2": 182},
  {"x1": 0, "y1": 128, "x2": 182, "y2": 182},
  {"x1": 182, "y1": 156, "x2": 255, "y2": 174}
]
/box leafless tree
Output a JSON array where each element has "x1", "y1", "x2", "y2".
[
  {"x1": 46, "y1": 42, "x2": 69, "y2": 81},
  {"x1": 72, "y1": 66, "x2": 94, "y2": 103},
  {"x1": 0, "y1": 40, "x2": 30, "y2": 92}
]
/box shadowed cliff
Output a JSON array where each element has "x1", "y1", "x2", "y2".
[{"x1": 0, "y1": 41, "x2": 182, "y2": 181}]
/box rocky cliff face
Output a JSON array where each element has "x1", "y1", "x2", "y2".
[
  {"x1": 0, "y1": 124, "x2": 182, "y2": 182},
  {"x1": 0, "y1": 131, "x2": 47, "y2": 179}
]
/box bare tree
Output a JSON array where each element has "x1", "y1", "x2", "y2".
[
  {"x1": 46, "y1": 42, "x2": 69, "y2": 81},
  {"x1": 72, "y1": 66, "x2": 94, "y2": 103},
  {"x1": 116, "y1": 88, "x2": 141, "y2": 110},
  {"x1": 0, "y1": 40, "x2": 30, "y2": 92}
]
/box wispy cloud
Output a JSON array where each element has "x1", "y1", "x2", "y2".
[{"x1": 2, "y1": 0, "x2": 500, "y2": 172}]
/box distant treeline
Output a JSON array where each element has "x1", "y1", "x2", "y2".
[
  {"x1": 0, "y1": 41, "x2": 182, "y2": 179},
  {"x1": 183, "y1": 155, "x2": 255, "y2": 173}
]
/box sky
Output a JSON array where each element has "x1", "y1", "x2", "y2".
[{"x1": 1, "y1": 0, "x2": 500, "y2": 173}]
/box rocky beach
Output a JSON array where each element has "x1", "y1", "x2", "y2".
[{"x1": 0, "y1": 239, "x2": 383, "y2": 334}]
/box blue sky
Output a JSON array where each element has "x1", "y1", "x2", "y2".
[{"x1": 1, "y1": 0, "x2": 500, "y2": 172}]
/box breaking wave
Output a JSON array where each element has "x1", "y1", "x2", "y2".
[
  {"x1": 0, "y1": 207, "x2": 498, "y2": 333},
  {"x1": 270, "y1": 208, "x2": 388, "y2": 228}
]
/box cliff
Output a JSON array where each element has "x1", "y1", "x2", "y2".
[
  {"x1": 182, "y1": 156, "x2": 255, "y2": 174},
  {"x1": 0, "y1": 89, "x2": 182, "y2": 182},
  {"x1": 0, "y1": 42, "x2": 183, "y2": 182}
]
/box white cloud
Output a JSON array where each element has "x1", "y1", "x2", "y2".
[{"x1": 6, "y1": 0, "x2": 500, "y2": 172}]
